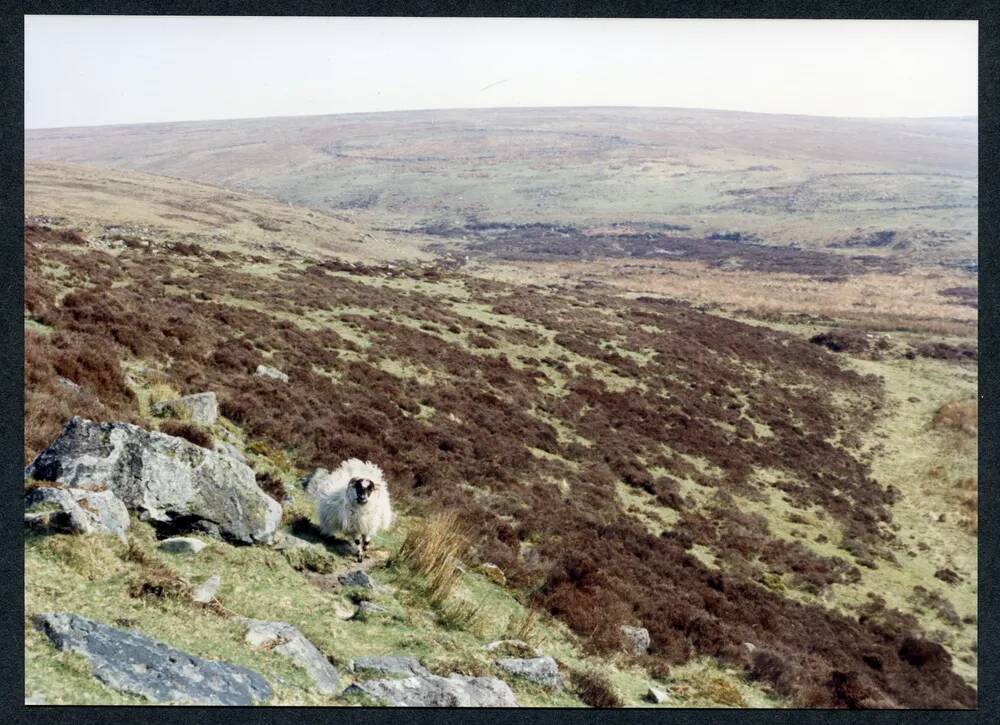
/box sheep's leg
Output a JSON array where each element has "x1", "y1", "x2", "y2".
[
  {"x1": 362, "y1": 535, "x2": 372, "y2": 557},
  {"x1": 355, "y1": 537, "x2": 364, "y2": 563}
]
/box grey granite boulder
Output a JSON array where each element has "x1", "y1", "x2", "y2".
[
  {"x1": 620, "y1": 624, "x2": 651, "y2": 654},
  {"x1": 255, "y1": 365, "x2": 289, "y2": 383},
  {"x1": 24, "y1": 486, "x2": 129, "y2": 543},
  {"x1": 495, "y1": 656, "x2": 564, "y2": 690},
  {"x1": 350, "y1": 656, "x2": 429, "y2": 678},
  {"x1": 352, "y1": 601, "x2": 390, "y2": 621},
  {"x1": 344, "y1": 674, "x2": 518, "y2": 707},
  {"x1": 33, "y1": 612, "x2": 272, "y2": 705},
  {"x1": 646, "y1": 686, "x2": 671, "y2": 704},
  {"x1": 24, "y1": 417, "x2": 282, "y2": 544},
  {"x1": 151, "y1": 392, "x2": 218, "y2": 426},
  {"x1": 213, "y1": 441, "x2": 247, "y2": 465},
  {"x1": 242, "y1": 619, "x2": 340, "y2": 695}
]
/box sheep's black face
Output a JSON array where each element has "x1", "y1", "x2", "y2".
[{"x1": 351, "y1": 477, "x2": 376, "y2": 505}]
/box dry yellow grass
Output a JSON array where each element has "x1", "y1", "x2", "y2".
[
  {"x1": 396, "y1": 510, "x2": 469, "y2": 606},
  {"x1": 479, "y1": 258, "x2": 976, "y2": 337}
]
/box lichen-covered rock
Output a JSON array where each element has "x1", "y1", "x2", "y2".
[
  {"x1": 339, "y1": 569, "x2": 376, "y2": 589},
  {"x1": 150, "y1": 392, "x2": 219, "y2": 426},
  {"x1": 241, "y1": 619, "x2": 340, "y2": 695},
  {"x1": 24, "y1": 486, "x2": 129, "y2": 542},
  {"x1": 350, "y1": 656, "x2": 430, "y2": 678},
  {"x1": 495, "y1": 656, "x2": 564, "y2": 690},
  {"x1": 159, "y1": 537, "x2": 207, "y2": 554},
  {"x1": 344, "y1": 674, "x2": 518, "y2": 707},
  {"x1": 24, "y1": 417, "x2": 281, "y2": 544},
  {"x1": 213, "y1": 440, "x2": 246, "y2": 465},
  {"x1": 191, "y1": 575, "x2": 221, "y2": 603},
  {"x1": 620, "y1": 624, "x2": 651, "y2": 654},
  {"x1": 34, "y1": 612, "x2": 272, "y2": 705},
  {"x1": 255, "y1": 365, "x2": 289, "y2": 383}
]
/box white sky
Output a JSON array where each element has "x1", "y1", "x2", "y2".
[{"x1": 25, "y1": 16, "x2": 978, "y2": 129}]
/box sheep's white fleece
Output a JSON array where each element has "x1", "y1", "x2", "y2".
[{"x1": 311, "y1": 458, "x2": 394, "y2": 540}]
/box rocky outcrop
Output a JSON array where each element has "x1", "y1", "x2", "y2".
[
  {"x1": 242, "y1": 619, "x2": 340, "y2": 695},
  {"x1": 349, "y1": 656, "x2": 430, "y2": 678},
  {"x1": 620, "y1": 624, "x2": 651, "y2": 654},
  {"x1": 24, "y1": 486, "x2": 129, "y2": 543},
  {"x1": 151, "y1": 392, "x2": 219, "y2": 426},
  {"x1": 344, "y1": 674, "x2": 518, "y2": 707},
  {"x1": 24, "y1": 417, "x2": 282, "y2": 544},
  {"x1": 495, "y1": 656, "x2": 564, "y2": 690},
  {"x1": 255, "y1": 365, "x2": 289, "y2": 383},
  {"x1": 34, "y1": 613, "x2": 272, "y2": 705}
]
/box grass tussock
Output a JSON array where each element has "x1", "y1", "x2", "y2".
[
  {"x1": 396, "y1": 511, "x2": 469, "y2": 607},
  {"x1": 504, "y1": 607, "x2": 543, "y2": 647},
  {"x1": 123, "y1": 541, "x2": 192, "y2": 601},
  {"x1": 932, "y1": 400, "x2": 977, "y2": 436}
]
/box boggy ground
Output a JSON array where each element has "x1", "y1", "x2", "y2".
[{"x1": 24, "y1": 222, "x2": 975, "y2": 708}]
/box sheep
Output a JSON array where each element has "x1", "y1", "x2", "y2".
[{"x1": 308, "y1": 458, "x2": 394, "y2": 562}]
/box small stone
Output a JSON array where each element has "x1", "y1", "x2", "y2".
[
  {"x1": 620, "y1": 624, "x2": 651, "y2": 655},
  {"x1": 646, "y1": 686, "x2": 671, "y2": 704},
  {"x1": 339, "y1": 569, "x2": 375, "y2": 589},
  {"x1": 495, "y1": 656, "x2": 564, "y2": 690},
  {"x1": 159, "y1": 537, "x2": 207, "y2": 554},
  {"x1": 191, "y1": 575, "x2": 221, "y2": 604},
  {"x1": 255, "y1": 365, "x2": 289, "y2": 383},
  {"x1": 350, "y1": 655, "x2": 430, "y2": 677},
  {"x1": 151, "y1": 392, "x2": 219, "y2": 426},
  {"x1": 352, "y1": 601, "x2": 389, "y2": 621},
  {"x1": 476, "y1": 562, "x2": 506, "y2": 585},
  {"x1": 343, "y1": 674, "x2": 518, "y2": 707}
]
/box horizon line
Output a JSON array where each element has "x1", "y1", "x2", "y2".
[{"x1": 24, "y1": 104, "x2": 980, "y2": 132}]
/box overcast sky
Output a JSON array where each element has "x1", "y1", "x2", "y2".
[{"x1": 25, "y1": 16, "x2": 978, "y2": 129}]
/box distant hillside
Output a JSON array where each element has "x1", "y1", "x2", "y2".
[{"x1": 25, "y1": 107, "x2": 978, "y2": 266}]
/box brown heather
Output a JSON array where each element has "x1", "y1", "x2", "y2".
[{"x1": 23, "y1": 225, "x2": 975, "y2": 708}]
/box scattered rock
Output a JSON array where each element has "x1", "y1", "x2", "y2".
[
  {"x1": 255, "y1": 365, "x2": 289, "y2": 383},
  {"x1": 495, "y1": 656, "x2": 564, "y2": 690},
  {"x1": 34, "y1": 612, "x2": 272, "y2": 705},
  {"x1": 151, "y1": 392, "x2": 219, "y2": 426},
  {"x1": 272, "y1": 532, "x2": 317, "y2": 550},
  {"x1": 483, "y1": 640, "x2": 539, "y2": 657},
  {"x1": 476, "y1": 562, "x2": 506, "y2": 585},
  {"x1": 25, "y1": 417, "x2": 282, "y2": 544},
  {"x1": 339, "y1": 569, "x2": 376, "y2": 589},
  {"x1": 159, "y1": 537, "x2": 207, "y2": 554},
  {"x1": 344, "y1": 674, "x2": 518, "y2": 707},
  {"x1": 191, "y1": 575, "x2": 221, "y2": 604},
  {"x1": 646, "y1": 686, "x2": 671, "y2": 704},
  {"x1": 241, "y1": 619, "x2": 340, "y2": 695},
  {"x1": 24, "y1": 486, "x2": 129, "y2": 543},
  {"x1": 352, "y1": 601, "x2": 389, "y2": 621},
  {"x1": 350, "y1": 656, "x2": 430, "y2": 678},
  {"x1": 301, "y1": 468, "x2": 332, "y2": 496},
  {"x1": 56, "y1": 376, "x2": 81, "y2": 392},
  {"x1": 620, "y1": 624, "x2": 651, "y2": 655}
]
